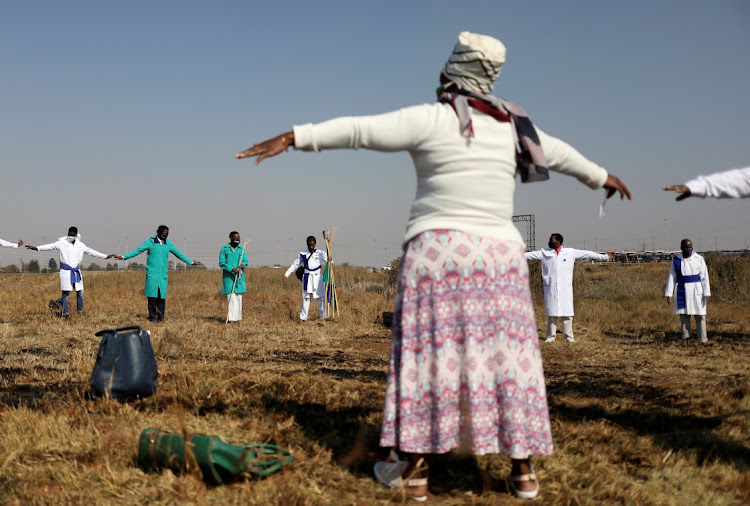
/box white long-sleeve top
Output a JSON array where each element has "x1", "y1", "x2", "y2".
[
  {"x1": 0, "y1": 238, "x2": 19, "y2": 248},
  {"x1": 525, "y1": 247, "x2": 609, "y2": 316},
  {"x1": 664, "y1": 253, "x2": 710, "y2": 315},
  {"x1": 293, "y1": 103, "x2": 608, "y2": 245},
  {"x1": 284, "y1": 249, "x2": 329, "y2": 294},
  {"x1": 684, "y1": 166, "x2": 750, "y2": 199},
  {"x1": 36, "y1": 237, "x2": 108, "y2": 291}
]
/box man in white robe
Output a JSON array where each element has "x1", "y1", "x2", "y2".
[
  {"x1": 0, "y1": 237, "x2": 23, "y2": 249},
  {"x1": 664, "y1": 166, "x2": 750, "y2": 200},
  {"x1": 284, "y1": 235, "x2": 329, "y2": 321},
  {"x1": 665, "y1": 238, "x2": 710, "y2": 343},
  {"x1": 525, "y1": 233, "x2": 612, "y2": 342},
  {"x1": 26, "y1": 227, "x2": 115, "y2": 317}
]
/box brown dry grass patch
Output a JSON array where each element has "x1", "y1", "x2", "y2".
[{"x1": 0, "y1": 261, "x2": 749, "y2": 505}]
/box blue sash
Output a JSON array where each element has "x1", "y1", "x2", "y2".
[
  {"x1": 673, "y1": 257, "x2": 701, "y2": 310},
  {"x1": 61, "y1": 262, "x2": 82, "y2": 285}
]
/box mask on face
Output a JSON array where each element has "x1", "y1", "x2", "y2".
[
  {"x1": 548, "y1": 241, "x2": 557, "y2": 249},
  {"x1": 67, "y1": 236, "x2": 76, "y2": 244},
  {"x1": 682, "y1": 248, "x2": 693, "y2": 258}
]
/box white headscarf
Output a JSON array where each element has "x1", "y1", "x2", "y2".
[{"x1": 442, "y1": 31, "x2": 506, "y2": 94}]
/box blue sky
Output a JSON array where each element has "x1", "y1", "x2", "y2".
[{"x1": 1, "y1": 1, "x2": 749, "y2": 268}]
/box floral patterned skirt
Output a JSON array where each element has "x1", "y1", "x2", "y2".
[{"x1": 379, "y1": 230, "x2": 553, "y2": 457}]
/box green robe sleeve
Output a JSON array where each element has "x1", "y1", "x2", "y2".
[
  {"x1": 123, "y1": 239, "x2": 153, "y2": 260},
  {"x1": 170, "y1": 243, "x2": 192, "y2": 265}
]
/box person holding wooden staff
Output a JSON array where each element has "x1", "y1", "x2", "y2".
[
  {"x1": 219, "y1": 231, "x2": 249, "y2": 323},
  {"x1": 236, "y1": 31, "x2": 631, "y2": 501}
]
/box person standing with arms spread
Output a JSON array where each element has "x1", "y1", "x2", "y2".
[
  {"x1": 665, "y1": 238, "x2": 710, "y2": 343},
  {"x1": 525, "y1": 233, "x2": 612, "y2": 343},
  {"x1": 236, "y1": 32, "x2": 631, "y2": 500},
  {"x1": 116, "y1": 225, "x2": 201, "y2": 322},
  {"x1": 26, "y1": 226, "x2": 115, "y2": 318},
  {"x1": 283, "y1": 235, "x2": 328, "y2": 321},
  {"x1": 219, "y1": 231, "x2": 249, "y2": 323}
]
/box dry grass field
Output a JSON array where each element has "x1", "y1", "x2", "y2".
[{"x1": 1, "y1": 258, "x2": 749, "y2": 505}]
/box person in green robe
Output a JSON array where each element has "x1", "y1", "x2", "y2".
[
  {"x1": 219, "y1": 231, "x2": 249, "y2": 322},
  {"x1": 117, "y1": 225, "x2": 201, "y2": 322}
]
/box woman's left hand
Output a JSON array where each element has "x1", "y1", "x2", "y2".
[
  {"x1": 235, "y1": 131, "x2": 294, "y2": 164},
  {"x1": 603, "y1": 174, "x2": 632, "y2": 200}
]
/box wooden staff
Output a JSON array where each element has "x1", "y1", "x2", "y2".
[
  {"x1": 226, "y1": 238, "x2": 251, "y2": 325},
  {"x1": 324, "y1": 227, "x2": 339, "y2": 318}
]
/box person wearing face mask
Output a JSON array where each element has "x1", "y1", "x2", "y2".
[
  {"x1": 26, "y1": 226, "x2": 116, "y2": 318},
  {"x1": 115, "y1": 225, "x2": 202, "y2": 322},
  {"x1": 219, "y1": 231, "x2": 249, "y2": 323},
  {"x1": 665, "y1": 239, "x2": 711, "y2": 343},
  {"x1": 283, "y1": 235, "x2": 328, "y2": 321},
  {"x1": 525, "y1": 233, "x2": 613, "y2": 343}
]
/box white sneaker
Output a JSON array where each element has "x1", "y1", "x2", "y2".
[
  {"x1": 542, "y1": 336, "x2": 556, "y2": 343},
  {"x1": 566, "y1": 336, "x2": 575, "y2": 343}
]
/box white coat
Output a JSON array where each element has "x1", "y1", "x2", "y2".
[
  {"x1": 0, "y1": 238, "x2": 19, "y2": 248},
  {"x1": 664, "y1": 252, "x2": 710, "y2": 315},
  {"x1": 36, "y1": 237, "x2": 108, "y2": 291},
  {"x1": 525, "y1": 247, "x2": 609, "y2": 316},
  {"x1": 285, "y1": 249, "x2": 329, "y2": 297}
]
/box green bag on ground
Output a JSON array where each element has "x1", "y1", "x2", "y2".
[{"x1": 137, "y1": 428, "x2": 293, "y2": 484}]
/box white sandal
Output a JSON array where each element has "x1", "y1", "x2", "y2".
[{"x1": 508, "y1": 470, "x2": 539, "y2": 499}]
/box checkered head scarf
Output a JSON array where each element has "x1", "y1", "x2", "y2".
[{"x1": 442, "y1": 32, "x2": 506, "y2": 94}]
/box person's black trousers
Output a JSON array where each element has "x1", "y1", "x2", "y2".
[{"x1": 147, "y1": 291, "x2": 166, "y2": 322}]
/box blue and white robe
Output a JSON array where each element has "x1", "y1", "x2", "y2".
[
  {"x1": 665, "y1": 253, "x2": 710, "y2": 315},
  {"x1": 285, "y1": 249, "x2": 329, "y2": 297}
]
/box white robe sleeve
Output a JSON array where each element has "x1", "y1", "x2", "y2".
[
  {"x1": 36, "y1": 241, "x2": 61, "y2": 252},
  {"x1": 0, "y1": 238, "x2": 18, "y2": 248},
  {"x1": 284, "y1": 255, "x2": 302, "y2": 278},
  {"x1": 525, "y1": 250, "x2": 543, "y2": 261},
  {"x1": 83, "y1": 244, "x2": 108, "y2": 259},
  {"x1": 573, "y1": 249, "x2": 609, "y2": 262},
  {"x1": 684, "y1": 166, "x2": 750, "y2": 199}
]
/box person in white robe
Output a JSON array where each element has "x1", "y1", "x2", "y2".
[
  {"x1": 26, "y1": 227, "x2": 115, "y2": 317},
  {"x1": 525, "y1": 233, "x2": 612, "y2": 342},
  {"x1": 664, "y1": 166, "x2": 750, "y2": 200},
  {"x1": 665, "y1": 238, "x2": 710, "y2": 343},
  {"x1": 283, "y1": 235, "x2": 329, "y2": 321},
  {"x1": 0, "y1": 237, "x2": 23, "y2": 248}
]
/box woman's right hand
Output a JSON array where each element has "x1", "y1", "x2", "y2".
[{"x1": 235, "y1": 131, "x2": 294, "y2": 164}]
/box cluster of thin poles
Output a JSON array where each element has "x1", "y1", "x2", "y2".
[{"x1": 323, "y1": 228, "x2": 339, "y2": 320}]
